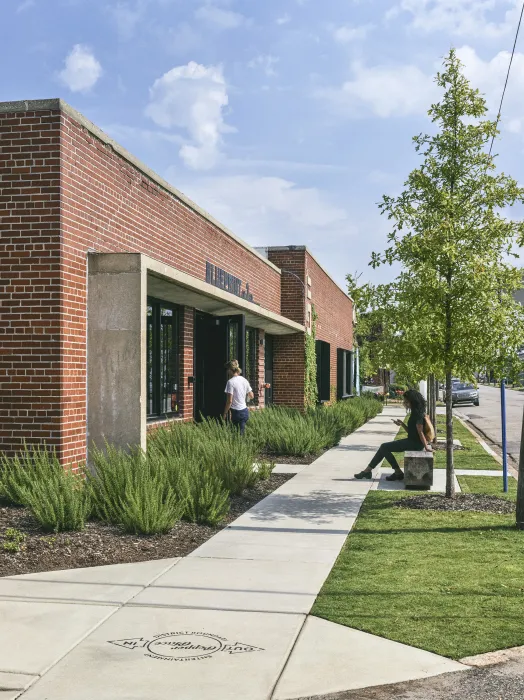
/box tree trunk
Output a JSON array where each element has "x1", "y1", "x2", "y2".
[
  {"x1": 516, "y1": 409, "x2": 524, "y2": 529},
  {"x1": 445, "y1": 371, "x2": 455, "y2": 498}
]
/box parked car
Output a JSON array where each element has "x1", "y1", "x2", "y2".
[{"x1": 446, "y1": 382, "x2": 480, "y2": 407}]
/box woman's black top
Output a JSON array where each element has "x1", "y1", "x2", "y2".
[{"x1": 406, "y1": 409, "x2": 424, "y2": 444}]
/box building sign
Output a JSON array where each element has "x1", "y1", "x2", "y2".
[{"x1": 206, "y1": 262, "x2": 254, "y2": 302}]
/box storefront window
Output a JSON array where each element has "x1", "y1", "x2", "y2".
[
  {"x1": 228, "y1": 322, "x2": 238, "y2": 363},
  {"x1": 337, "y1": 348, "x2": 354, "y2": 399},
  {"x1": 147, "y1": 298, "x2": 180, "y2": 418},
  {"x1": 316, "y1": 340, "x2": 331, "y2": 403}
]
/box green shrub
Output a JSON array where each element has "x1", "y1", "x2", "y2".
[
  {"x1": 88, "y1": 444, "x2": 184, "y2": 535},
  {"x1": 151, "y1": 418, "x2": 260, "y2": 497},
  {"x1": 248, "y1": 398, "x2": 382, "y2": 457},
  {"x1": 24, "y1": 468, "x2": 90, "y2": 533},
  {"x1": 0, "y1": 443, "x2": 56, "y2": 506},
  {"x1": 0, "y1": 444, "x2": 90, "y2": 532},
  {"x1": 183, "y1": 465, "x2": 230, "y2": 526}
]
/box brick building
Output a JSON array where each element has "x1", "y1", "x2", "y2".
[{"x1": 0, "y1": 99, "x2": 354, "y2": 465}]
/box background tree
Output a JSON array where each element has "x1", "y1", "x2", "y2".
[{"x1": 370, "y1": 49, "x2": 524, "y2": 497}]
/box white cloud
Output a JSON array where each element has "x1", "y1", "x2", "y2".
[
  {"x1": 169, "y1": 173, "x2": 351, "y2": 249},
  {"x1": 248, "y1": 55, "x2": 279, "y2": 77},
  {"x1": 317, "y1": 60, "x2": 438, "y2": 118},
  {"x1": 195, "y1": 5, "x2": 249, "y2": 29},
  {"x1": 58, "y1": 44, "x2": 102, "y2": 93},
  {"x1": 456, "y1": 45, "x2": 524, "y2": 132},
  {"x1": 276, "y1": 13, "x2": 291, "y2": 25},
  {"x1": 332, "y1": 23, "x2": 373, "y2": 42},
  {"x1": 145, "y1": 61, "x2": 231, "y2": 170},
  {"x1": 387, "y1": 0, "x2": 520, "y2": 38}
]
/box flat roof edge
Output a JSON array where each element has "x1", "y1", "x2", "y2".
[{"x1": 0, "y1": 98, "x2": 281, "y2": 275}]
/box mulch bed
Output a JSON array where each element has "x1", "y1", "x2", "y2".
[
  {"x1": 0, "y1": 473, "x2": 293, "y2": 578},
  {"x1": 394, "y1": 493, "x2": 514, "y2": 515}
]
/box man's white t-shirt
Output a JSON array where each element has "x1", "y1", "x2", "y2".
[{"x1": 225, "y1": 376, "x2": 252, "y2": 410}]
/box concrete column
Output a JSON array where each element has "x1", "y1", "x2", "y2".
[{"x1": 87, "y1": 253, "x2": 146, "y2": 455}]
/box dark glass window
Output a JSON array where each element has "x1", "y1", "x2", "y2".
[
  {"x1": 245, "y1": 327, "x2": 257, "y2": 403},
  {"x1": 337, "y1": 349, "x2": 354, "y2": 399},
  {"x1": 147, "y1": 298, "x2": 180, "y2": 418},
  {"x1": 316, "y1": 340, "x2": 331, "y2": 402},
  {"x1": 228, "y1": 322, "x2": 238, "y2": 363},
  {"x1": 264, "y1": 334, "x2": 274, "y2": 405}
]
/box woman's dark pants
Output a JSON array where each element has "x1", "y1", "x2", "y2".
[
  {"x1": 368, "y1": 438, "x2": 423, "y2": 471},
  {"x1": 231, "y1": 408, "x2": 249, "y2": 436}
]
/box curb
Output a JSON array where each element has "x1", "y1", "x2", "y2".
[
  {"x1": 455, "y1": 415, "x2": 518, "y2": 479},
  {"x1": 460, "y1": 645, "x2": 524, "y2": 668}
]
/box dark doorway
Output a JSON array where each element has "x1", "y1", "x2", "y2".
[
  {"x1": 265, "y1": 334, "x2": 274, "y2": 405},
  {"x1": 194, "y1": 312, "x2": 246, "y2": 419}
]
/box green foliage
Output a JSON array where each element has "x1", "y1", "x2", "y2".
[
  {"x1": 304, "y1": 306, "x2": 318, "y2": 409},
  {"x1": 249, "y1": 397, "x2": 382, "y2": 457},
  {"x1": 0, "y1": 444, "x2": 90, "y2": 532},
  {"x1": 313, "y1": 489, "x2": 524, "y2": 660},
  {"x1": 368, "y1": 49, "x2": 524, "y2": 495},
  {"x1": 2, "y1": 528, "x2": 27, "y2": 553},
  {"x1": 182, "y1": 466, "x2": 230, "y2": 526},
  {"x1": 0, "y1": 443, "x2": 53, "y2": 506},
  {"x1": 88, "y1": 444, "x2": 184, "y2": 535},
  {"x1": 23, "y1": 466, "x2": 90, "y2": 533}
]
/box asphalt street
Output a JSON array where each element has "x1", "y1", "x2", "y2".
[{"x1": 455, "y1": 385, "x2": 524, "y2": 464}]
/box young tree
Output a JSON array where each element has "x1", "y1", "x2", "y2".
[{"x1": 370, "y1": 49, "x2": 524, "y2": 497}]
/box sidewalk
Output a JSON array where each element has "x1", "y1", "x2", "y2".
[{"x1": 0, "y1": 407, "x2": 465, "y2": 700}]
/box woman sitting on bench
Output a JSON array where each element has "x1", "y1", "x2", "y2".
[{"x1": 355, "y1": 389, "x2": 432, "y2": 482}]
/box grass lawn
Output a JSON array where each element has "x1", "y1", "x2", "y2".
[
  {"x1": 434, "y1": 415, "x2": 501, "y2": 470},
  {"x1": 458, "y1": 474, "x2": 517, "y2": 499},
  {"x1": 312, "y1": 487, "x2": 524, "y2": 659}
]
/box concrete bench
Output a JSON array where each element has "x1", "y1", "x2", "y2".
[{"x1": 404, "y1": 450, "x2": 434, "y2": 490}]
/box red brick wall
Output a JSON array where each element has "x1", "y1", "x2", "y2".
[
  {"x1": 0, "y1": 110, "x2": 62, "y2": 459},
  {"x1": 306, "y1": 251, "x2": 353, "y2": 400},
  {"x1": 179, "y1": 307, "x2": 194, "y2": 420},
  {"x1": 268, "y1": 248, "x2": 353, "y2": 408},
  {"x1": 0, "y1": 104, "x2": 282, "y2": 464}
]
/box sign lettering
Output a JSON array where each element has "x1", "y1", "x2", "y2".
[{"x1": 206, "y1": 262, "x2": 254, "y2": 302}]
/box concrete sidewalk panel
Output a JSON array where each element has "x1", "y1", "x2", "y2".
[
  {"x1": 21, "y1": 606, "x2": 305, "y2": 700},
  {"x1": 0, "y1": 672, "x2": 37, "y2": 691},
  {"x1": 230, "y1": 492, "x2": 364, "y2": 531},
  {"x1": 0, "y1": 601, "x2": 116, "y2": 675},
  {"x1": 272, "y1": 464, "x2": 308, "y2": 474},
  {"x1": 5, "y1": 559, "x2": 179, "y2": 587},
  {"x1": 132, "y1": 558, "x2": 329, "y2": 614},
  {"x1": 192, "y1": 527, "x2": 349, "y2": 551},
  {"x1": 189, "y1": 540, "x2": 341, "y2": 564},
  {"x1": 0, "y1": 691, "x2": 23, "y2": 700},
  {"x1": 273, "y1": 617, "x2": 467, "y2": 699},
  {"x1": 0, "y1": 579, "x2": 141, "y2": 605}
]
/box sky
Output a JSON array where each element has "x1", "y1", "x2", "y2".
[{"x1": 2, "y1": 0, "x2": 524, "y2": 289}]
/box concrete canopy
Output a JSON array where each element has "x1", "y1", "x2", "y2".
[{"x1": 144, "y1": 255, "x2": 304, "y2": 336}]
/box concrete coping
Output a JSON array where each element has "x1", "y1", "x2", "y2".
[{"x1": 0, "y1": 98, "x2": 281, "y2": 276}]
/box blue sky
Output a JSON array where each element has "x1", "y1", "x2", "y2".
[{"x1": 3, "y1": 0, "x2": 524, "y2": 288}]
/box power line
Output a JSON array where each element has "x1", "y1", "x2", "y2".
[{"x1": 489, "y1": 0, "x2": 524, "y2": 156}]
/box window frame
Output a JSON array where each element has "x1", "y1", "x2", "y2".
[
  {"x1": 337, "y1": 348, "x2": 354, "y2": 400},
  {"x1": 147, "y1": 297, "x2": 181, "y2": 420},
  {"x1": 316, "y1": 339, "x2": 331, "y2": 403}
]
